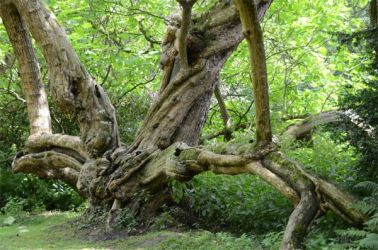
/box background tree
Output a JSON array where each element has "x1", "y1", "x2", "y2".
[{"x1": 332, "y1": 0, "x2": 378, "y2": 181}]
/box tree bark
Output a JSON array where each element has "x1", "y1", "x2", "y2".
[
  {"x1": 235, "y1": 0, "x2": 272, "y2": 145},
  {"x1": 11, "y1": 0, "x2": 120, "y2": 157},
  {"x1": 0, "y1": 2, "x2": 51, "y2": 136},
  {"x1": 214, "y1": 82, "x2": 233, "y2": 141}
]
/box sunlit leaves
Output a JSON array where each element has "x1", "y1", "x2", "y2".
[{"x1": 203, "y1": 0, "x2": 370, "y2": 140}]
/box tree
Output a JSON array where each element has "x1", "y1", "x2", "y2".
[
  {"x1": 0, "y1": 0, "x2": 368, "y2": 249},
  {"x1": 333, "y1": 0, "x2": 378, "y2": 180}
]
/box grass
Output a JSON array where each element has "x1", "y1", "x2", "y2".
[{"x1": 0, "y1": 211, "x2": 262, "y2": 250}]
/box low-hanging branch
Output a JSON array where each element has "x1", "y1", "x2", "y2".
[{"x1": 283, "y1": 109, "x2": 376, "y2": 141}]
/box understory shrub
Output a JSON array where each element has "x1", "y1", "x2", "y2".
[
  {"x1": 333, "y1": 181, "x2": 378, "y2": 249},
  {"x1": 0, "y1": 168, "x2": 84, "y2": 213},
  {"x1": 177, "y1": 173, "x2": 293, "y2": 234}
]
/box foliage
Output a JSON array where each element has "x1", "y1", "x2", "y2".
[
  {"x1": 334, "y1": 181, "x2": 378, "y2": 249},
  {"x1": 333, "y1": 25, "x2": 378, "y2": 179},
  {"x1": 283, "y1": 131, "x2": 360, "y2": 184},
  {"x1": 261, "y1": 231, "x2": 283, "y2": 249},
  {"x1": 0, "y1": 168, "x2": 84, "y2": 212},
  {"x1": 114, "y1": 207, "x2": 138, "y2": 233},
  {"x1": 1, "y1": 197, "x2": 29, "y2": 216},
  {"x1": 336, "y1": 90, "x2": 378, "y2": 180},
  {"x1": 157, "y1": 231, "x2": 260, "y2": 250},
  {"x1": 179, "y1": 173, "x2": 292, "y2": 234},
  {"x1": 153, "y1": 211, "x2": 176, "y2": 230}
]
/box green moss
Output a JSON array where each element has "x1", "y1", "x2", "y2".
[
  {"x1": 294, "y1": 223, "x2": 306, "y2": 238},
  {"x1": 208, "y1": 142, "x2": 228, "y2": 154},
  {"x1": 267, "y1": 152, "x2": 313, "y2": 187},
  {"x1": 179, "y1": 148, "x2": 202, "y2": 161}
]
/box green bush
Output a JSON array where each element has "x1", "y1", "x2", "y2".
[
  {"x1": 283, "y1": 131, "x2": 360, "y2": 184},
  {"x1": 334, "y1": 181, "x2": 378, "y2": 249},
  {"x1": 0, "y1": 168, "x2": 84, "y2": 212},
  {"x1": 178, "y1": 173, "x2": 292, "y2": 234}
]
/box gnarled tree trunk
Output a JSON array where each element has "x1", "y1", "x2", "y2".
[{"x1": 0, "y1": 0, "x2": 368, "y2": 249}]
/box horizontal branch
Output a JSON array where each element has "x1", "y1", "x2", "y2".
[
  {"x1": 282, "y1": 110, "x2": 375, "y2": 141},
  {"x1": 26, "y1": 133, "x2": 89, "y2": 162},
  {"x1": 128, "y1": 142, "x2": 367, "y2": 227},
  {"x1": 13, "y1": 150, "x2": 82, "y2": 190},
  {"x1": 282, "y1": 110, "x2": 341, "y2": 140}
]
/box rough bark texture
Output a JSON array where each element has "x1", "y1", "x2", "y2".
[
  {"x1": 2, "y1": 1, "x2": 369, "y2": 249},
  {"x1": 12, "y1": 0, "x2": 119, "y2": 157},
  {"x1": 0, "y1": 2, "x2": 51, "y2": 136}
]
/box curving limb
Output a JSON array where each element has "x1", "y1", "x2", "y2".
[
  {"x1": 12, "y1": 134, "x2": 88, "y2": 192},
  {"x1": 13, "y1": 151, "x2": 82, "y2": 192},
  {"x1": 11, "y1": 0, "x2": 119, "y2": 156},
  {"x1": 26, "y1": 134, "x2": 89, "y2": 162},
  {"x1": 280, "y1": 190, "x2": 319, "y2": 250}
]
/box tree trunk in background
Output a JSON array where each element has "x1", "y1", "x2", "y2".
[
  {"x1": 371, "y1": 0, "x2": 378, "y2": 27},
  {"x1": 1, "y1": 0, "x2": 369, "y2": 249},
  {"x1": 214, "y1": 82, "x2": 233, "y2": 141},
  {"x1": 370, "y1": 0, "x2": 378, "y2": 67}
]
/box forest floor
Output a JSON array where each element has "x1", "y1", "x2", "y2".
[{"x1": 0, "y1": 211, "x2": 264, "y2": 250}]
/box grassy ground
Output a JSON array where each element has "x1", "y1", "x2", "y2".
[{"x1": 0, "y1": 212, "x2": 264, "y2": 250}]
